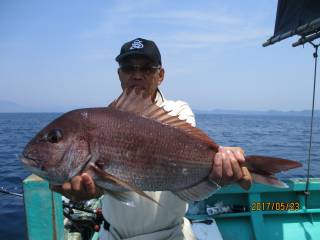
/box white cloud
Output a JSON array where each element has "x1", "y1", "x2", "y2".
[{"x1": 80, "y1": 1, "x2": 272, "y2": 48}]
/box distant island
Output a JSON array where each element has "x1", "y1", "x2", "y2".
[
  {"x1": 194, "y1": 109, "x2": 320, "y2": 117},
  {"x1": 0, "y1": 100, "x2": 319, "y2": 116},
  {"x1": 0, "y1": 100, "x2": 31, "y2": 112},
  {"x1": 0, "y1": 100, "x2": 80, "y2": 113}
]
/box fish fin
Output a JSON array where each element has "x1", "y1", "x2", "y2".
[
  {"x1": 113, "y1": 88, "x2": 219, "y2": 149},
  {"x1": 242, "y1": 155, "x2": 301, "y2": 188},
  {"x1": 112, "y1": 88, "x2": 153, "y2": 114},
  {"x1": 107, "y1": 191, "x2": 136, "y2": 207},
  {"x1": 89, "y1": 163, "x2": 160, "y2": 205},
  {"x1": 238, "y1": 166, "x2": 253, "y2": 190},
  {"x1": 174, "y1": 180, "x2": 220, "y2": 202},
  {"x1": 244, "y1": 155, "x2": 302, "y2": 175},
  {"x1": 251, "y1": 173, "x2": 289, "y2": 188}
]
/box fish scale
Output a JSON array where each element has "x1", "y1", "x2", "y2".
[{"x1": 90, "y1": 108, "x2": 214, "y2": 191}]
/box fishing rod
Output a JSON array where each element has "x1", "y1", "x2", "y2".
[{"x1": 0, "y1": 187, "x2": 23, "y2": 197}]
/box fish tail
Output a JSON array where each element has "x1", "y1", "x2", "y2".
[
  {"x1": 251, "y1": 173, "x2": 289, "y2": 188},
  {"x1": 244, "y1": 155, "x2": 302, "y2": 174},
  {"x1": 174, "y1": 155, "x2": 302, "y2": 202},
  {"x1": 244, "y1": 155, "x2": 302, "y2": 188}
]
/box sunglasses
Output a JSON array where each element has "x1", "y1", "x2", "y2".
[{"x1": 119, "y1": 64, "x2": 161, "y2": 75}]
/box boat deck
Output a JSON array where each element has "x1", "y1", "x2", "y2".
[{"x1": 187, "y1": 178, "x2": 320, "y2": 240}]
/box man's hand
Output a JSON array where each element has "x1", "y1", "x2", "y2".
[
  {"x1": 209, "y1": 146, "x2": 252, "y2": 190},
  {"x1": 50, "y1": 173, "x2": 104, "y2": 201}
]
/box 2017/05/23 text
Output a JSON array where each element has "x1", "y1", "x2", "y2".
[{"x1": 251, "y1": 202, "x2": 300, "y2": 211}]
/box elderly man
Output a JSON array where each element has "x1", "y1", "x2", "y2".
[{"x1": 52, "y1": 38, "x2": 247, "y2": 240}]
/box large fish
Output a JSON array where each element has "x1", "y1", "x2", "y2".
[{"x1": 21, "y1": 88, "x2": 301, "y2": 202}]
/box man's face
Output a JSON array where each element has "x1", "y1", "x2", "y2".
[{"x1": 117, "y1": 56, "x2": 164, "y2": 97}]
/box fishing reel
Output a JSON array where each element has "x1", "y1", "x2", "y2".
[{"x1": 63, "y1": 198, "x2": 103, "y2": 240}]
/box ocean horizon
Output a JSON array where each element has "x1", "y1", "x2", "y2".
[{"x1": 1, "y1": 109, "x2": 320, "y2": 117}]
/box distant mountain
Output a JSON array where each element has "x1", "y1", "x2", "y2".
[
  {"x1": 1, "y1": 100, "x2": 319, "y2": 116},
  {"x1": 0, "y1": 100, "x2": 32, "y2": 112},
  {"x1": 0, "y1": 100, "x2": 64, "y2": 113},
  {"x1": 194, "y1": 109, "x2": 320, "y2": 117},
  {"x1": 0, "y1": 100, "x2": 89, "y2": 113}
]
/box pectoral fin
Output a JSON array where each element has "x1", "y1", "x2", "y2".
[
  {"x1": 106, "y1": 191, "x2": 136, "y2": 207},
  {"x1": 174, "y1": 180, "x2": 221, "y2": 202},
  {"x1": 89, "y1": 163, "x2": 160, "y2": 205}
]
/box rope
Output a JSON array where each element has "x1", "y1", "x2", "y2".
[{"x1": 305, "y1": 42, "x2": 320, "y2": 207}]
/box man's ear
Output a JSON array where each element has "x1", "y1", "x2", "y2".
[
  {"x1": 157, "y1": 68, "x2": 165, "y2": 85},
  {"x1": 118, "y1": 68, "x2": 125, "y2": 90}
]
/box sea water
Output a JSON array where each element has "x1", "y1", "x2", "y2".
[{"x1": 0, "y1": 113, "x2": 319, "y2": 239}]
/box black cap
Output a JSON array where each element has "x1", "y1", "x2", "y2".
[{"x1": 115, "y1": 38, "x2": 162, "y2": 66}]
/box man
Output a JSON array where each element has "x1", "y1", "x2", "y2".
[{"x1": 52, "y1": 38, "x2": 247, "y2": 240}]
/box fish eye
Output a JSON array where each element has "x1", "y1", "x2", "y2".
[{"x1": 46, "y1": 129, "x2": 63, "y2": 143}]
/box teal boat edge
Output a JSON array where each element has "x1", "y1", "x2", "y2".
[
  {"x1": 23, "y1": 175, "x2": 320, "y2": 240},
  {"x1": 187, "y1": 178, "x2": 320, "y2": 240},
  {"x1": 23, "y1": 174, "x2": 64, "y2": 240}
]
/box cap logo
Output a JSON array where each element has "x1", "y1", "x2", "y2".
[{"x1": 129, "y1": 39, "x2": 144, "y2": 50}]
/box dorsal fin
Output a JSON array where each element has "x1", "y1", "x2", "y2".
[
  {"x1": 113, "y1": 88, "x2": 152, "y2": 114},
  {"x1": 112, "y1": 88, "x2": 219, "y2": 149}
]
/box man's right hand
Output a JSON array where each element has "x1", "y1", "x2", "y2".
[
  {"x1": 50, "y1": 173, "x2": 104, "y2": 201},
  {"x1": 209, "y1": 146, "x2": 253, "y2": 190}
]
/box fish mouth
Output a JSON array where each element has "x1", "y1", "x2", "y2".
[
  {"x1": 21, "y1": 155, "x2": 41, "y2": 168},
  {"x1": 21, "y1": 155, "x2": 52, "y2": 181}
]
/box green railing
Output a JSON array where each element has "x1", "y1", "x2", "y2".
[{"x1": 23, "y1": 175, "x2": 64, "y2": 240}]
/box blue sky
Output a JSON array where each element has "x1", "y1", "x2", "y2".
[{"x1": 1, "y1": 0, "x2": 319, "y2": 111}]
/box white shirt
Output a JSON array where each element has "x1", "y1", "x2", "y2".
[
  {"x1": 100, "y1": 90, "x2": 196, "y2": 240},
  {"x1": 155, "y1": 90, "x2": 196, "y2": 127}
]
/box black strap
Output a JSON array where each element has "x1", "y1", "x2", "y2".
[{"x1": 103, "y1": 217, "x2": 111, "y2": 231}]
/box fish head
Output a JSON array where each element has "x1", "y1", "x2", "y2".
[{"x1": 21, "y1": 110, "x2": 92, "y2": 184}]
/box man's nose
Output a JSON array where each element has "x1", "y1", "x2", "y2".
[{"x1": 132, "y1": 69, "x2": 144, "y2": 79}]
